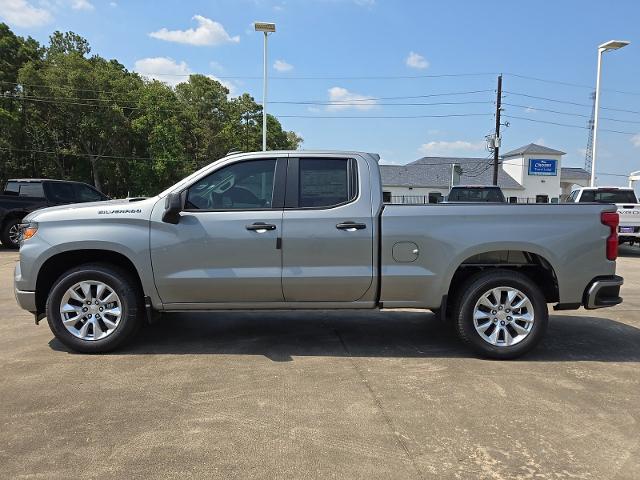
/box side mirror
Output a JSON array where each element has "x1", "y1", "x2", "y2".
[{"x1": 162, "y1": 192, "x2": 183, "y2": 224}]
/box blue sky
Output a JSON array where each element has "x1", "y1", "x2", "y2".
[{"x1": 2, "y1": 0, "x2": 640, "y2": 186}]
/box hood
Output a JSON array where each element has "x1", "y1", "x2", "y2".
[{"x1": 24, "y1": 197, "x2": 158, "y2": 223}]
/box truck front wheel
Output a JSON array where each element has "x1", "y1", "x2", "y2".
[
  {"x1": 45, "y1": 264, "x2": 143, "y2": 353},
  {"x1": 453, "y1": 270, "x2": 548, "y2": 359},
  {"x1": 1, "y1": 218, "x2": 22, "y2": 249}
]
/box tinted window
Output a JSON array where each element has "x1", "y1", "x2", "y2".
[
  {"x1": 73, "y1": 184, "x2": 105, "y2": 202},
  {"x1": 448, "y1": 187, "x2": 505, "y2": 202},
  {"x1": 298, "y1": 158, "x2": 356, "y2": 208},
  {"x1": 186, "y1": 159, "x2": 276, "y2": 210},
  {"x1": 578, "y1": 189, "x2": 638, "y2": 203},
  {"x1": 45, "y1": 182, "x2": 76, "y2": 203},
  {"x1": 17, "y1": 183, "x2": 45, "y2": 198}
]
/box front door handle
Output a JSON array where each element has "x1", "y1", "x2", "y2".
[
  {"x1": 246, "y1": 222, "x2": 276, "y2": 232},
  {"x1": 336, "y1": 222, "x2": 367, "y2": 231}
]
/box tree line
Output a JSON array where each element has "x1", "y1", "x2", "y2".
[{"x1": 0, "y1": 23, "x2": 302, "y2": 197}]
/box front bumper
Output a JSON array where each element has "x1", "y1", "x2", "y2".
[
  {"x1": 14, "y1": 288, "x2": 36, "y2": 313},
  {"x1": 14, "y1": 261, "x2": 36, "y2": 313},
  {"x1": 583, "y1": 275, "x2": 623, "y2": 309}
]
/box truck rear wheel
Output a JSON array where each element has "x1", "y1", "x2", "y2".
[
  {"x1": 453, "y1": 269, "x2": 548, "y2": 359},
  {"x1": 45, "y1": 263, "x2": 142, "y2": 353},
  {"x1": 1, "y1": 218, "x2": 22, "y2": 249}
]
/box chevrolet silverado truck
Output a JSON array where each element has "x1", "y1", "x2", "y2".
[
  {"x1": 14, "y1": 151, "x2": 623, "y2": 359},
  {"x1": 0, "y1": 179, "x2": 109, "y2": 249},
  {"x1": 568, "y1": 186, "x2": 640, "y2": 246}
]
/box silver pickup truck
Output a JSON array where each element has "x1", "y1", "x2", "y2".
[{"x1": 14, "y1": 151, "x2": 623, "y2": 359}]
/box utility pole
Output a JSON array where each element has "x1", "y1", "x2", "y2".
[{"x1": 492, "y1": 74, "x2": 502, "y2": 186}]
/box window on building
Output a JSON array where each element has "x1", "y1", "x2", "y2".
[
  {"x1": 428, "y1": 192, "x2": 443, "y2": 204},
  {"x1": 535, "y1": 195, "x2": 549, "y2": 203},
  {"x1": 382, "y1": 191, "x2": 391, "y2": 203},
  {"x1": 509, "y1": 197, "x2": 518, "y2": 204}
]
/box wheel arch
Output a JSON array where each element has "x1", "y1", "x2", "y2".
[
  {"x1": 443, "y1": 248, "x2": 559, "y2": 315},
  {"x1": 35, "y1": 249, "x2": 146, "y2": 315}
]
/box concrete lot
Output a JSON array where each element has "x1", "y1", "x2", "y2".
[{"x1": 0, "y1": 248, "x2": 639, "y2": 480}]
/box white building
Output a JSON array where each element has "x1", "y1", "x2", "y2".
[{"x1": 380, "y1": 143, "x2": 590, "y2": 204}]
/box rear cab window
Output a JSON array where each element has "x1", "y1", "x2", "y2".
[
  {"x1": 449, "y1": 187, "x2": 505, "y2": 202},
  {"x1": 4, "y1": 181, "x2": 45, "y2": 198},
  {"x1": 578, "y1": 189, "x2": 638, "y2": 204}
]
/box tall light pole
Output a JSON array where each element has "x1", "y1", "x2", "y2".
[
  {"x1": 254, "y1": 22, "x2": 276, "y2": 152},
  {"x1": 591, "y1": 39, "x2": 630, "y2": 187}
]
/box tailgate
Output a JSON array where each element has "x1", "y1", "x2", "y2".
[{"x1": 617, "y1": 204, "x2": 640, "y2": 227}]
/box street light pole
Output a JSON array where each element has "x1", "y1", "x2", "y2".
[
  {"x1": 254, "y1": 22, "x2": 276, "y2": 152},
  {"x1": 590, "y1": 39, "x2": 630, "y2": 187}
]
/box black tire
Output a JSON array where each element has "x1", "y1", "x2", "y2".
[
  {"x1": 46, "y1": 263, "x2": 143, "y2": 353},
  {"x1": 453, "y1": 269, "x2": 548, "y2": 360},
  {"x1": 1, "y1": 218, "x2": 22, "y2": 249}
]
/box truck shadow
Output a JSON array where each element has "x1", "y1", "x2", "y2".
[
  {"x1": 49, "y1": 310, "x2": 640, "y2": 362},
  {"x1": 619, "y1": 245, "x2": 640, "y2": 257}
]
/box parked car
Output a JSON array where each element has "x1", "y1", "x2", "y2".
[
  {"x1": 0, "y1": 179, "x2": 109, "y2": 249},
  {"x1": 446, "y1": 185, "x2": 506, "y2": 203},
  {"x1": 568, "y1": 186, "x2": 640, "y2": 246},
  {"x1": 14, "y1": 151, "x2": 622, "y2": 359}
]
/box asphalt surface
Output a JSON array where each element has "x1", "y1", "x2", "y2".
[{"x1": 1, "y1": 247, "x2": 639, "y2": 479}]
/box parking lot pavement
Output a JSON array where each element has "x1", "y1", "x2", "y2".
[{"x1": 0, "y1": 248, "x2": 639, "y2": 480}]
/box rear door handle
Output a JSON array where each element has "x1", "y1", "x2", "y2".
[
  {"x1": 246, "y1": 222, "x2": 276, "y2": 232},
  {"x1": 336, "y1": 222, "x2": 367, "y2": 231}
]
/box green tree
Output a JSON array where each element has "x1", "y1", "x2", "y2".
[{"x1": 1, "y1": 23, "x2": 303, "y2": 197}]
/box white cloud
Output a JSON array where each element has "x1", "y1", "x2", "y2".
[
  {"x1": 134, "y1": 57, "x2": 191, "y2": 87},
  {"x1": 71, "y1": 0, "x2": 93, "y2": 10},
  {"x1": 133, "y1": 57, "x2": 236, "y2": 94},
  {"x1": 273, "y1": 59, "x2": 293, "y2": 72},
  {"x1": 327, "y1": 87, "x2": 377, "y2": 111},
  {"x1": 534, "y1": 137, "x2": 546, "y2": 146},
  {"x1": 0, "y1": 0, "x2": 53, "y2": 27},
  {"x1": 406, "y1": 51, "x2": 429, "y2": 69},
  {"x1": 631, "y1": 133, "x2": 640, "y2": 147},
  {"x1": 418, "y1": 140, "x2": 486, "y2": 156},
  {"x1": 109, "y1": 1, "x2": 117, "y2": 6},
  {"x1": 149, "y1": 15, "x2": 240, "y2": 46},
  {"x1": 354, "y1": 0, "x2": 375, "y2": 5},
  {"x1": 525, "y1": 106, "x2": 537, "y2": 113}
]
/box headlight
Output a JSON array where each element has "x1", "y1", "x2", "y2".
[{"x1": 20, "y1": 222, "x2": 38, "y2": 242}]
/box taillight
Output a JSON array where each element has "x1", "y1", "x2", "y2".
[{"x1": 601, "y1": 212, "x2": 619, "y2": 261}]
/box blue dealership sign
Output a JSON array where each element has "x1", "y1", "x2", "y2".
[{"x1": 528, "y1": 158, "x2": 557, "y2": 176}]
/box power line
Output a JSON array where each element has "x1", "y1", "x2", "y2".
[
  {"x1": 6, "y1": 94, "x2": 493, "y2": 109},
  {"x1": 503, "y1": 102, "x2": 640, "y2": 124},
  {"x1": 1, "y1": 83, "x2": 494, "y2": 103},
  {"x1": 504, "y1": 72, "x2": 640, "y2": 96},
  {"x1": 140, "y1": 72, "x2": 500, "y2": 80},
  {"x1": 504, "y1": 90, "x2": 640, "y2": 115},
  {"x1": 503, "y1": 115, "x2": 635, "y2": 135},
  {"x1": 277, "y1": 113, "x2": 492, "y2": 119}
]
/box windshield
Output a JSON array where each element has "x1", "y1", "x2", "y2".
[{"x1": 578, "y1": 189, "x2": 638, "y2": 204}]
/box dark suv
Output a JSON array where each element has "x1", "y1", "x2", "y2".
[{"x1": 0, "y1": 179, "x2": 109, "y2": 248}]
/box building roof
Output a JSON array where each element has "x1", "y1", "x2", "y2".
[
  {"x1": 560, "y1": 167, "x2": 590, "y2": 180},
  {"x1": 501, "y1": 143, "x2": 566, "y2": 157},
  {"x1": 380, "y1": 156, "x2": 524, "y2": 190}
]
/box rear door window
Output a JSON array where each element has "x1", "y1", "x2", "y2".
[
  {"x1": 297, "y1": 158, "x2": 357, "y2": 208},
  {"x1": 73, "y1": 184, "x2": 106, "y2": 202},
  {"x1": 45, "y1": 182, "x2": 77, "y2": 203}
]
